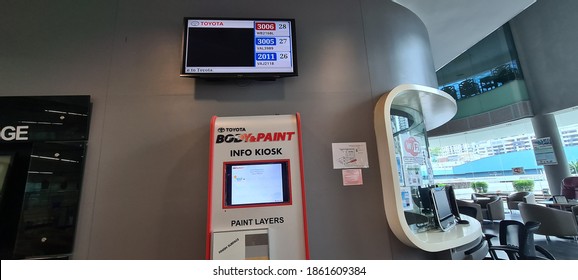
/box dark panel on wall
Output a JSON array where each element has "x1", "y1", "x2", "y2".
[
  {"x1": 0, "y1": 96, "x2": 91, "y2": 259},
  {"x1": 0, "y1": 143, "x2": 32, "y2": 259},
  {"x1": 0, "y1": 96, "x2": 91, "y2": 142},
  {"x1": 4, "y1": 142, "x2": 86, "y2": 259}
]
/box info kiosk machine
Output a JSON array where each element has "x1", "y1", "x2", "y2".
[{"x1": 207, "y1": 114, "x2": 309, "y2": 260}]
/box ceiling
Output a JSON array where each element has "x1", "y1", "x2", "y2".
[{"x1": 393, "y1": 0, "x2": 536, "y2": 70}]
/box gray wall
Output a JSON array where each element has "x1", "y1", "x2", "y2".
[
  {"x1": 436, "y1": 26, "x2": 516, "y2": 85},
  {"x1": 1, "y1": 0, "x2": 437, "y2": 259},
  {"x1": 509, "y1": 0, "x2": 578, "y2": 115},
  {"x1": 508, "y1": 0, "x2": 578, "y2": 193}
]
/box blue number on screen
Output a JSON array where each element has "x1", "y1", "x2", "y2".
[
  {"x1": 256, "y1": 38, "x2": 276, "y2": 45},
  {"x1": 256, "y1": 53, "x2": 277, "y2": 61}
]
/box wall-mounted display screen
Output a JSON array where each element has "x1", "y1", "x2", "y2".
[
  {"x1": 181, "y1": 18, "x2": 297, "y2": 79},
  {"x1": 224, "y1": 161, "x2": 291, "y2": 207}
]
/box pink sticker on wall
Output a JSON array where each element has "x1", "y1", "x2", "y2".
[{"x1": 342, "y1": 169, "x2": 363, "y2": 186}]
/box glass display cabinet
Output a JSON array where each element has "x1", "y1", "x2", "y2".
[
  {"x1": 0, "y1": 96, "x2": 91, "y2": 259},
  {"x1": 374, "y1": 84, "x2": 486, "y2": 257}
]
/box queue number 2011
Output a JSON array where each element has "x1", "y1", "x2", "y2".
[{"x1": 256, "y1": 53, "x2": 277, "y2": 61}]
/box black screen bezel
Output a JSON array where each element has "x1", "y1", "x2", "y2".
[
  {"x1": 445, "y1": 186, "x2": 461, "y2": 219},
  {"x1": 431, "y1": 188, "x2": 455, "y2": 231}
]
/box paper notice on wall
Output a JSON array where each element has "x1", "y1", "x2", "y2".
[
  {"x1": 532, "y1": 137, "x2": 558, "y2": 165},
  {"x1": 400, "y1": 135, "x2": 425, "y2": 165},
  {"x1": 404, "y1": 164, "x2": 422, "y2": 187},
  {"x1": 401, "y1": 187, "x2": 413, "y2": 210},
  {"x1": 332, "y1": 142, "x2": 369, "y2": 169},
  {"x1": 396, "y1": 155, "x2": 404, "y2": 186},
  {"x1": 512, "y1": 167, "x2": 525, "y2": 175}
]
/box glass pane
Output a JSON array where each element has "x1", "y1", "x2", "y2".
[
  {"x1": 0, "y1": 96, "x2": 90, "y2": 142},
  {"x1": 0, "y1": 155, "x2": 11, "y2": 189},
  {"x1": 12, "y1": 142, "x2": 86, "y2": 258},
  {"x1": 555, "y1": 108, "x2": 578, "y2": 175},
  {"x1": 391, "y1": 100, "x2": 434, "y2": 232},
  {"x1": 428, "y1": 119, "x2": 552, "y2": 199}
]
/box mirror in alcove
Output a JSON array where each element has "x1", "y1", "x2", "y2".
[{"x1": 391, "y1": 105, "x2": 434, "y2": 232}]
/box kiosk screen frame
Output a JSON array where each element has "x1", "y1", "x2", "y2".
[
  {"x1": 223, "y1": 160, "x2": 291, "y2": 208},
  {"x1": 431, "y1": 188, "x2": 456, "y2": 232}
]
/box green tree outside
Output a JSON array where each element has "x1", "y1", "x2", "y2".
[
  {"x1": 471, "y1": 181, "x2": 488, "y2": 193},
  {"x1": 513, "y1": 180, "x2": 534, "y2": 192},
  {"x1": 569, "y1": 160, "x2": 578, "y2": 174}
]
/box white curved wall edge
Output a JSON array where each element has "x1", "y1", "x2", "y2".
[{"x1": 374, "y1": 84, "x2": 481, "y2": 252}]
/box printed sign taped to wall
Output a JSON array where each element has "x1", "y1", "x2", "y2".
[
  {"x1": 512, "y1": 167, "x2": 525, "y2": 175},
  {"x1": 404, "y1": 164, "x2": 422, "y2": 187},
  {"x1": 332, "y1": 142, "x2": 369, "y2": 169},
  {"x1": 531, "y1": 137, "x2": 558, "y2": 165}
]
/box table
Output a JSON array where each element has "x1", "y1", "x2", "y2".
[{"x1": 539, "y1": 200, "x2": 578, "y2": 211}]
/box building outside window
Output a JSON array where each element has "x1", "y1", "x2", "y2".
[{"x1": 428, "y1": 108, "x2": 578, "y2": 199}]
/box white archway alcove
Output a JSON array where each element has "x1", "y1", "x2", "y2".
[{"x1": 374, "y1": 84, "x2": 483, "y2": 252}]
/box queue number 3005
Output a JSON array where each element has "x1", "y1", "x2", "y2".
[{"x1": 306, "y1": 266, "x2": 366, "y2": 276}]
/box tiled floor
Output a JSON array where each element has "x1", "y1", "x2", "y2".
[{"x1": 481, "y1": 211, "x2": 578, "y2": 260}]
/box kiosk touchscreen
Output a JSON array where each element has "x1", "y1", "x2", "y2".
[
  {"x1": 224, "y1": 161, "x2": 290, "y2": 207},
  {"x1": 207, "y1": 114, "x2": 308, "y2": 260}
]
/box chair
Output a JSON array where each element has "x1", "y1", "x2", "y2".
[
  {"x1": 506, "y1": 191, "x2": 530, "y2": 212},
  {"x1": 471, "y1": 193, "x2": 490, "y2": 200},
  {"x1": 456, "y1": 199, "x2": 483, "y2": 222},
  {"x1": 519, "y1": 202, "x2": 578, "y2": 241},
  {"x1": 485, "y1": 220, "x2": 555, "y2": 260},
  {"x1": 561, "y1": 176, "x2": 578, "y2": 199},
  {"x1": 480, "y1": 196, "x2": 505, "y2": 221},
  {"x1": 523, "y1": 193, "x2": 537, "y2": 204}
]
